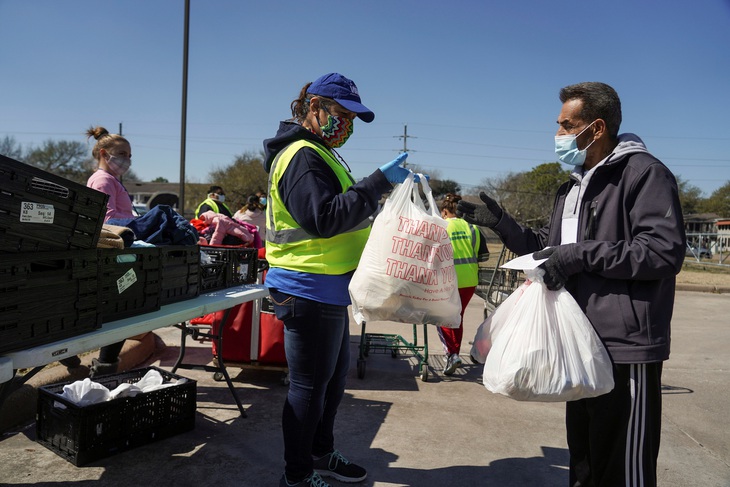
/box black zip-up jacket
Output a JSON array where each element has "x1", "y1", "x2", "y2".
[{"x1": 492, "y1": 134, "x2": 686, "y2": 364}]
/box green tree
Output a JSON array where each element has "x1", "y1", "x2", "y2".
[
  {"x1": 399, "y1": 165, "x2": 459, "y2": 201},
  {"x1": 203, "y1": 151, "x2": 269, "y2": 210},
  {"x1": 429, "y1": 178, "x2": 461, "y2": 200},
  {"x1": 698, "y1": 181, "x2": 730, "y2": 217},
  {"x1": 120, "y1": 169, "x2": 141, "y2": 183},
  {"x1": 675, "y1": 175, "x2": 704, "y2": 214},
  {"x1": 152, "y1": 177, "x2": 169, "y2": 183}
]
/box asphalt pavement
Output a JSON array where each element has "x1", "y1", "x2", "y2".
[{"x1": 0, "y1": 290, "x2": 728, "y2": 487}]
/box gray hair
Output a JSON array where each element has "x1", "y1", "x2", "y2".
[{"x1": 559, "y1": 82, "x2": 622, "y2": 139}]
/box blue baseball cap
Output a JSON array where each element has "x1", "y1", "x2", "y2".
[{"x1": 307, "y1": 73, "x2": 375, "y2": 123}]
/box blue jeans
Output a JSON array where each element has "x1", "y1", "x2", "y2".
[{"x1": 269, "y1": 289, "x2": 350, "y2": 482}]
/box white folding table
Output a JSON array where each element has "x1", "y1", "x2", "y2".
[{"x1": 0, "y1": 284, "x2": 269, "y2": 418}]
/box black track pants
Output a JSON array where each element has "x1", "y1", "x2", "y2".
[{"x1": 566, "y1": 362, "x2": 663, "y2": 487}]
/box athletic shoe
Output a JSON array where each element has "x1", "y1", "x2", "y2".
[
  {"x1": 313, "y1": 450, "x2": 367, "y2": 483},
  {"x1": 279, "y1": 472, "x2": 330, "y2": 487},
  {"x1": 443, "y1": 353, "x2": 463, "y2": 375}
]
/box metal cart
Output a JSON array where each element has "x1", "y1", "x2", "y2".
[
  {"x1": 356, "y1": 322, "x2": 430, "y2": 382},
  {"x1": 474, "y1": 246, "x2": 525, "y2": 319},
  {"x1": 209, "y1": 259, "x2": 289, "y2": 386},
  {"x1": 176, "y1": 259, "x2": 289, "y2": 393},
  {"x1": 209, "y1": 291, "x2": 289, "y2": 386}
]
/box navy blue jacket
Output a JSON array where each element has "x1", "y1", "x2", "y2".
[
  {"x1": 108, "y1": 205, "x2": 199, "y2": 246},
  {"x1": 263, "y1": 121, "x2": 392, "y2": 238}
]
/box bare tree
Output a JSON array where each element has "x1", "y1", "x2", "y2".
[
  {"x1": 478, "y1": 163, "x2": 570, "y2": 228},
  {"x1": 24, "y1": 139, "x2": 94, "y2": 184},
  {"x1": 0, "y1": 136, "x2": 24, "y2": 160}
]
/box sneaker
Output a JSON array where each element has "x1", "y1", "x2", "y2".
[
  {"x1": 313, "y1": 450, "x2": 367, "y2": 483},
  {"x1": 279, "y1": 472, "x2": 330, "y2": 487},
  {"x1": 443, "y1": 353, "x2": 462, "y2": 375}
]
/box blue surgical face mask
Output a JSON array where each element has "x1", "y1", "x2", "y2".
[
  {"x1": 554, "y1": 121, "x2": 597, "y2": 166},
  {"x1": 259, "y1": 197, "x2": 267, "y2": 206}
]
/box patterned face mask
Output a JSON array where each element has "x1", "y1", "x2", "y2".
[
  {"x1": 107, "y1": 154, "x2": 132, "y2": 177},
  {"x1": 320, "y1": 114, "x2": 354, "y2": 148}
]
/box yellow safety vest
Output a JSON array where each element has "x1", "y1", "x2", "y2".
[
  {"x1": 447, "y1": 217, "x2": 480, "y2": 288},
  {"x1": 195, "y1": 198, "x2": 232, "y2": 219},
  {"x1": 266, "y1": 140, "x2": 371, "y2": 275}
]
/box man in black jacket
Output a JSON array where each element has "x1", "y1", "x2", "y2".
[{"x1": 459, "y1": 82, "x2": 686, "y2": 487}]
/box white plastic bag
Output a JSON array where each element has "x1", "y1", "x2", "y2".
[
  {"x1": 59, "y1": 378, "x2": 111, "y2": 407},
  {"x1": 349, "y1": 173, "x2": 461, "y2": 327},
  {"x1": 481, "y1": 268, "x2": 615, "y2": 402},
  {"x1": 469, "y1": 280, "x2": 529, "y2": 364}
]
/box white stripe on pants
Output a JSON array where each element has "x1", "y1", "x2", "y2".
[{"x1": 626, "y1": 363, "x2": 647, "y2": 487}]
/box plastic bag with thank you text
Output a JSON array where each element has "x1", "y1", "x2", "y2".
[{"x1": 349, "y1": 172, "x2": 461, "y2": 327}]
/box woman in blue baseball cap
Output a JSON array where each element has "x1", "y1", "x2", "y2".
[{"x1": 263, "y1": 73, "x2": 414, "y2": 487}]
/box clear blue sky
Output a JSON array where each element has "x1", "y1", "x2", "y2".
[{"x1": 2, "y1": 1, "x2": 729, "y2": 197}]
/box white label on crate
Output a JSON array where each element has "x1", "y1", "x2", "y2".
[
  {"x1": 20, "y1": 202, "x2": 55, "y2": 223},
  {"x1": 117, "y1": 268, "x2": 137, "y2": 294},
  {"x1": 238, "y1": 263, "x2": 249, "y2": 279}
]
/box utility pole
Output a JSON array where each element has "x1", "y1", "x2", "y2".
[
  {"x1": 179, "y1": 0, "x2": 190, "y2": 216},
  {"x1": 394, "y1": 124, "x2": 416, "y2": 166}
]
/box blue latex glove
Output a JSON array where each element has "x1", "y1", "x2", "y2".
[{"x1": 379, "y1": 153, "x2": 418, "y2": 184}]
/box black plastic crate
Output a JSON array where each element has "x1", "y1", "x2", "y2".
[
  {"x1": 199, "y1": 259, "x2": 227, "y2": 292},
  {"x1": 98, "y1": 248, "x2": 162, "y2": 323},
  {"x1": 0, "y1": 154, "x2": 108, "y2": 253},
  {"x1": 199, "y1": 246, "x2": 257, "y2": 292},
  {"x1": 36, "y1": 366, "x2": 196, "y2": 466},
  {"x1": 159, "y1": 245, "x2": 200, "y2": 306},
  {"x1": 0, "y1": 250, "x2": 101, "y2": 354}
]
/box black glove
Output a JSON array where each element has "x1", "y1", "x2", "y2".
[
  {"x1": 456, "y1": 192, "x2": 503, "y2": 228},
  {"x1": 533, "y1": 247, "x2": 570, "y2": 291}
]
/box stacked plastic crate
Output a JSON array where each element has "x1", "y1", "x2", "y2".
[{"x1": 0, "y1": 154, "x2": 109, "y2": 354}]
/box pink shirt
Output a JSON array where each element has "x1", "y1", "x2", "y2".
[{"x1": 87, "y1": 170, "x2": 134, "y2": 222}]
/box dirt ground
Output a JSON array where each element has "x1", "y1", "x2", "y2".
[{"x1": 677, "y1": 266, "x2": 730, "y2": 287}]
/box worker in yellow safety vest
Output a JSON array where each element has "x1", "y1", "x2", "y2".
[
  {"x1": 263, "y1": 72, "x2": 424, "y2": 487},
  {"x1": 438, "y1": 193, "x2": 489, "y2": 375},
  {"x1": 195, "y1": 185, "x2": 233, "y2": 218}
]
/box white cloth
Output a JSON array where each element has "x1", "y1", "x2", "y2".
[{"x1": 56, "y1": 369, "x2": 187, "y2": 408}]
